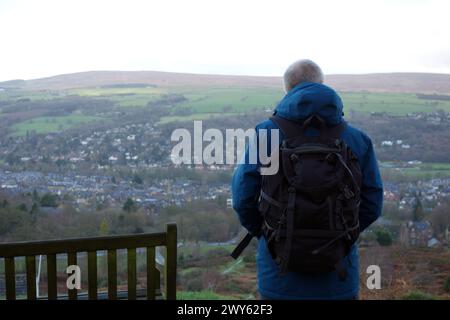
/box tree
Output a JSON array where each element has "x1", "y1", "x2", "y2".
[
  {"x1": 430, "y1": 202, "x2": 450, "y2": 239},
  {"x1": 40, "y1": 193, "x2": 58, "y2": 208},
  {"x1": 0, "y1": 207, "x2": 30, "y2": 238},
  {"x1": 99, "y1": 218, "x2": 110, "y2": 236},
  {"x1": 123, "y1": 198, "x2": 137, "y2": 213},
  {"x1": 133, "y1": 226, "x2": 144, "y2": 234},
  {"x1": 0, "y1": 199, "x2": 9, "y2": 208},
  {"x1": 375, "y1": 228, "x2": 393, "y2": 246},
  {"x1": 17, "y1": 203, "x2": 28, "y2": 212},
  {"x1": 412, "y1": 194, "x2": 425, "y2": 222},
  {"x1": 133, "y1": 173, "x2": 143, "y2": 185},
  {"x1": 30, "y1": 203, "x2": 39, "y2": 215},
  {"x1": 32, "y1": 189, "x2": 40, "y2": 202},
  {"x1": 444, "y1": 276, "x2": 450, "y2": 293}
]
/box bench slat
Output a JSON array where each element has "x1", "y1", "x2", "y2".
[
  {"x1": 68, "y1": 252, "x2": 77, "y2": 300},
  {"x1": 165, "y1": 224, "x2": 177, "y2": 300},
  {"x1": 88, "y1": 251, "x2": 97, "y2": 300},
  {"x1": 127, "y1": 248, "x2": 136, "y2": 300},
  {"x1": 146, "y1": 246, "x2": 156, "y2": 300},
  {"x1": 107, "y1": 250, "x2": 117, "y2": 300},
  {"x1": 47, "y1": 254, "x2": 57, "y2": 300},
  {"x1": 26, "y1": 256, "x2": 36, "y2": 300},
  {"x1": 5, "y1": 257, "x2": 16, "y2": 300}
]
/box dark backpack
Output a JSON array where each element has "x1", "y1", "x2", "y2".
[{"x1": 231, "y1": 115, "x2": 362, "y2": 280}]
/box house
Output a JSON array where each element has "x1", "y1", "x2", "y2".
[
  {"x1": 384, "y1": 190, "x2": 398, "y2": 201},
  {"x1": 399, "y1": 221, "x2": 433, "y2": 247},
  {"x1": 427, "y1": 238, "x2": 440, "y2": 248}
]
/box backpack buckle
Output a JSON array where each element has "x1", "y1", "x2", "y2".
[
  {"x1": 275, "y1": 211, "x2": 287, "y2": 242},
  {"x1": 325, "y1": 153, "x2": 337, "y2": 165},
  {"x1": 343, "y1": 185, "x2": 355, "y2": 199},
  {"x1": 290, "y1": 154, "x2": 299, "y2": 162}
]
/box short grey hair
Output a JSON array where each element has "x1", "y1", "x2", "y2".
[{"x1": 283, "y1": 59, "x2": 324, "y2": 92}]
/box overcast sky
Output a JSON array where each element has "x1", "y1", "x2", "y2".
[{"x1": 0, "y1": 0, "x2": 449, "y2": 81}]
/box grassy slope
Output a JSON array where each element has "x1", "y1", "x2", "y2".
[
  {"x1": 381, "y1": 162, "x2": 450, "y2": 179},
  {"x1": 70, "y1": 87, "x2": 166, "y2": 107},
  {"x1": 359, "y1": 246, "x2": 450, "y2": 300},
  {"x1": 3, "y1": 86, "x2": 450, "y2": 126},
  {"x1": 11, "y1": 115, "x2": 102, "y2": 136},
  {"x1": 184, "y1": 245, "x2": 450, "y2": 300},
  {"x1": 175, "y1": 87, "x2": 283, "y2": 113},
  {"x1": 64, "y1": 85, "x2": 450, "y2": 118},
  {"x1": 341, "y1": 92, "x2": 450, "y2": 115}
]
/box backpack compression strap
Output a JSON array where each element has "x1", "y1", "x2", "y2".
[
  {"x1": 230, "y1": 191, "x2": 285, "y2": 259},
  {"x1": 279, "y1": 186, "x2": 296, "y2": 274},
  {"x1": 230, "y1": 233, "x2": 254, "y2": 259}
]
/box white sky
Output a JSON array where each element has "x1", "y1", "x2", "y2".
[{"x1": 0, "y1": 0, "x2": 449, "y2": 81}]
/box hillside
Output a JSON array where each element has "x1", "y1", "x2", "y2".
[
  {"x1": 2, "y1": 71, "x2": 450, "y2": 94},
  {"x1": 176, "y1": 243, "x2": 450, "y2": 300}
]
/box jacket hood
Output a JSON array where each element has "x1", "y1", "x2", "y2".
[{"x1": 274, "y1": 82, "x2": 344, "y2": 125}]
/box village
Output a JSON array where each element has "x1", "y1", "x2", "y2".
[
  {"x1": 1, "y1": 164, "x2": 449, "y2": 247},
  {"x1": 0, "y1": 169, "x2": 231, "y2": 212}
]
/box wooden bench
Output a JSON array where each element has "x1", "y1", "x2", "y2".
[{"x1": 0, "y1": 223, "x2": 177, "y2": 300}]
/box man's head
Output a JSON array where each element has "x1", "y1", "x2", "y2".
[{"x1": 283, "y1": 59, "x2": 324, "y2": 93}]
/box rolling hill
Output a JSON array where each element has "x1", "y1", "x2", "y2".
[{"x1": 2, "y1": 71, "x2": 450, "y2": 94}]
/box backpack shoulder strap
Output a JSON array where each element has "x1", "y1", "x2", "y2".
[
  {"x1": 269, "y1": 115, "x2": 303, "y2": 138},
  {"x1": 270, "y1": 114, "x2": 347, "y2": 140},
  {"x1": 327, "y1": 121, "x2": 347, "y2": 139}
]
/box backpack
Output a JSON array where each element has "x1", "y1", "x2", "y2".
[{"x1": 231, "y1": 114, "x2": 362, "y2": 280}]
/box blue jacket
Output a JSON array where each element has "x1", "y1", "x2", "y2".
[{"x1": 231, "y1": 82, "x2": 383, "y2": 300}]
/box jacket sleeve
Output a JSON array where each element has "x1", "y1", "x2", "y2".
[
  {"x1": 231, "y1": 120, "x2": 280, "y2": 236},
  {"x1": 231, "y1": 119, "x2": 280, "y2": 236},
  {"x1": 358, "y1": 137, "x2": 384, "y2": 232},
  {"x1": 231, "y1": 141, "x2": 263, "y2": 236}
]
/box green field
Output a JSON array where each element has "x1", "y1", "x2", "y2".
[
  {"x1": 400, "y1": 163, "x2": 450, "y2": 178},
  {"x1": 340, "y1": 92, "x2": 450, "y2": 115},
  {"x1": 11, "y1": 115, "x2": 103, "y2": 137},
  {"x1": 0, "y1": 90, "x2": 61, "y2": 102},
  {"x1": 159, "y1": 112, "x2": 240, "y2": 124},
  {"x1": 4, "y1": 85, "x2": 450, "y2": 127},
  {"x1": 52, "y1": 87, "x2": 450, "y2": 120},
  {"x1": 170, "y1": 89, "x2": 450, "y2": 116},
  {"x1": 381, "y1": 162, "x2": 450, "y2": 179},
  {"x1": 156, "y1": 89, "x2": 450, "y2": 123},
  {"x1": 70, "y1": 87, "x2": 167, "y2": 108},
  {"x1": 174, "y1": 87, "x2": 283, "y2": 113}
]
